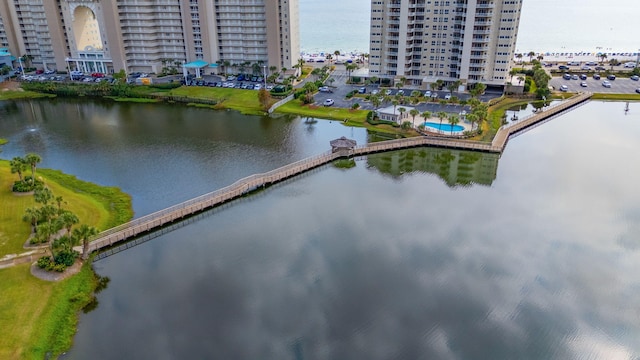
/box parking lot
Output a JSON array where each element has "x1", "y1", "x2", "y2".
[{"x1": 549, "y1": 75, "x2": 640, "y2": 93}]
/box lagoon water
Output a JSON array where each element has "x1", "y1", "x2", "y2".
[{"x1": 1, "y1": 100, "x2": 640, "y2": 358}]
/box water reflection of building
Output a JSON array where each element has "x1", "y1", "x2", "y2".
[
  {"x1": 366, "y1": 147, "x2": 499, "y2": 187},
  {"x1": 0, "y1": 0, "x2": 299, "y2": 74}
]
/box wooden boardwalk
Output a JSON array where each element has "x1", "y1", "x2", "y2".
[
  {"x1": 491, "y1": 92, "x2": 593, "y2": 149},
  {"x1": 87, "y1": 92, "x2": 593, "y2": 259}
]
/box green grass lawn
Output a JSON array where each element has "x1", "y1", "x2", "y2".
[
  {"x1": 591, "y1": 93, "x2": 640, "y2": 101},
  {"x1": 275, "y1": 99, "x2": 369, "y2": 122},
  {"x1": 0, "y1": 90, "x2": 54, "y2": 101},
  {"x1": 168, "y1": 86, "x2": 269, "y2": 115},
  {"x1": 0, "y1": 262, "x2": 98, "y2": 360}
]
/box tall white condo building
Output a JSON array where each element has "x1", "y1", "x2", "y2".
[{"x1": 368, "y1": 0, "x2": 522, "y2": 89}]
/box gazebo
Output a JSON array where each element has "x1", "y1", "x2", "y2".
[{"x1": 330, "y1": 136, "x2": 357, "y2": 153}]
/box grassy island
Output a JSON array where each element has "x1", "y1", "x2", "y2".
[{"x1": 0, "y1": 160, "x2": 132, "y2": 359}]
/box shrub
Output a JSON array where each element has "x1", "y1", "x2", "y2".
[
  {"x1": 12, "y1": 177, "x2": 43, "y2": 192},
  {"x1": 37, "y1": 256, "x2": 53, "y2": 270},
  {"x1": 54, "y1": 250, "x2": 79, "y2": 267}
]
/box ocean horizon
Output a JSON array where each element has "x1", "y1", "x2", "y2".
[{"x1": 299, "y1": 0, "x2": 640, "y2": 55}]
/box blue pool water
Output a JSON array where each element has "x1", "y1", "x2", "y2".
[{"x1": 423, "y1": 122, "x2": 465, "y2": 132}]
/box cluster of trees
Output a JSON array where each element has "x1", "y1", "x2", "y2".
[
  {"x1": 159, "y1": 58, "x2": 183, "y2": 76},
  {"x1": 9, "y1": 153, "x2": 42, "y2": 192},
  {"x1": 28, "y1": 185, "x2": 98, "y2": 271},
  {"x1": 9, "y1": 153, "x2": 98, "y2": 272}
]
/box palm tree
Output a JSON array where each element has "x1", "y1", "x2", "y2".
[
  {"x1": 345, "y1": 63, "x2": 358, "y2": 82},
  {"x1": 448, "y1": 114, "x2": 460, "y2": 135},
  {"x1": 10, "y1": 157, "x2": 26, "y2": 182},
  {"x1": 398, "y1": 107, "x2": 407, "y2": 124},
  {"x1": 447, "y1": 82, "x2": 457, "y2": 95},
  {"x1": 437, "y1": 111, "x2": 447, "y2": 132},
  {"x1": 421, "y1": 111, "x2": 432, "y2": 125},
  {"x1": 527, "y1": 51, "x2": 536, "y2": 63},
  {"x1": 430, "y1": 82, "x2": 438, "y2": 91},
  {"x1": 57, "y1": 210, "x2": 79, "y2": 235},
  {"x1": 516, "y1": 53, "x2": 523, "y2": 63},
  {"x1": 536, "y1": 55, "x2": 544, "y2": 62},
  {"x1": 73, "y1": 224, "x2": 99, "y2": 260},
  {"x1": 409, "y1": 108, "x2": 420, "y2": 128},
  {"x1": 269, "y1": 65, "x2": 277, "y2": 75},
  {"x1": 466, "y1": 112, "x2": 478, "y2": 130},
  {"x1": 23, "y1": 207, "x2": 41, "y2": 233},
  {"x1": 517, "y1": 76, "x2": 525, "y2": 85},
  {"x1": 435, "y1": 79, "x2": 444, "y2": 90},
  {"x1": 326, "y1": 54, "x2": 333, "y2": 63},
  {"x1": 34, "y1": 186, "x2": 53, "y2": 205},
  {"x1": 599, "y1": 53, "x2": 607, "y2": 64},
  {"x1": 391, "y1": 99, "x2": 399, "y2": 115},
  {"x1": 371, "y1": 94, "x2": 382, "y2": 109}
]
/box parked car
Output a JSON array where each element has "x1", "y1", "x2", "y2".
[
  {"x1": 444, "y1": 93, "x2": 452, "y2": 100},
  {"x1": 318, "y1": 86, "x2": 332, "y2": 93},
  {"x1": 631, "y1": 75, "x2": 640, "y2": 81},
  {"x1": 430, "y1": 92, "x2": 438, "y2": 99},
  {"x1": 567, "y1": 61, "x2": 580, "y2": 66},
  {"x1": 593, "y1": 74, "x2": 601, "y2": 80},
  {"x1": 323, "y1": 98, "x2": 335, "y2": 107},
  {"x1": 358, "y1": 87, "x2": 366, "y2": 94},
  {"x1": 607, "y1": 74, "x2": 616, "y2": 80},
  {"x1": 424, "y1": 90, "x2": 431, "y2": 97},
  {"x1": 44, "y1": 69, "x2": 55, "y2": 75},
  {"x1": 562, "y1": 73, "x2": 572, "y2": 80},
  {"x1": 371, "y1": 89, "x2": 379, "y2": 95},
  {"x1": 384, "y1": 89, "x2": 392, "y2": 95},
  {"x1": 581, "y1": 66, "x2": 591, "y2": 71},
  {"x1": 636, "y1": 88, "x2": 640, "y2": 94},
  {"x1": 623, "y1": 62, "x2": 637, "y2": 68},
  {"x1": 558, "y1": 65, "x2": 570, "y2": 70},
  {"x1": 91, "y1": 72, "x2": 105, "y2": 78},
  {"x1": 571, "y1": 74, "x2": 579, "y2": 80},
  {"x1": 580, "y1": 82, "x2": 588, "y2": 87},
  {"x1": 585, "y1": 61, "x2": 597, "y2": 66},
  {"x1": 579, "y1": 74, "x2": 587, "y2": 80},
  {"x1": 254, "y1": 84, "x2": 262, "y2": 90},
  {"x1": 595, "y1": 66, "x2": 606, "y2": 71},
  {"x1": 397, "y1": 89, "x2": 404, "y2": 95},
  {"x1": 602, "y1": 81, "x2": 612, "y2": 88},
  {"x1": 559, "y1": 85, "x2": 569, "y2": 92}
]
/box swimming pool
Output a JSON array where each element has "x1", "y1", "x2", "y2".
[{"x1": 423, "y1": 122, "x2": 465, "y2": 132}]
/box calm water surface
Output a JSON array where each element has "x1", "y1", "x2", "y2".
[{"x1": 1, "y1": 100, "x2": 639, "y2": 359}]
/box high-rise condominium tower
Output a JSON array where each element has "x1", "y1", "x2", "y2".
[
  {"x1": 0, "y1": 0, "x2": 299, "y2": 74},
  {"x1": 369, "y1": 0, "x2": 522, "y2": 89}
]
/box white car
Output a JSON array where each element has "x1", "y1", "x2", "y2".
[
  {"x1": 323, "y1": 98, "x2": 335, "y2": 106},
  {"x1": 602, "y1": 81, "x2": 612, "y2": 88},
  {"x1": 559, "y1": 85, "x2": 569, "y2": 92},
  {"x1": 624, "y1": 62, "x2": 636, "y2": 68},
  {"x1": 424, "y1": 90, "x2": 431, "y2": 97},
  {"x1": 371, "y1": 89, "x2": 379, "y2": 95},
  {"x1": 254, "y1": 84, "x2": 262, "y2": 90},
  {"x1": 444, "y1": 93, "x2": 452, "y2": 100}
]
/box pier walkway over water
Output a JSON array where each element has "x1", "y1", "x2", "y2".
[{"x1": 82, "y1": 92, "x2": 592, "y2": 259}]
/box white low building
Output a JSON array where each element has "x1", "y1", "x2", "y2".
[{"x1": 375, "y1": 105, "x2": 417, "y2": 124}]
